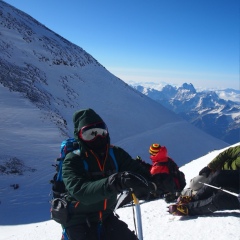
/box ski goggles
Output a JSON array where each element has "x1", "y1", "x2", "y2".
[{"x1": 79, "y1": 122, "x2": 108, "y2": 141}]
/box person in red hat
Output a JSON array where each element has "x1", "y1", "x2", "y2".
[
  {"x1": 149, "y1": 144, "x2": 170, "y2": 175},
  {"x1": 149, "y1": 143, "x2": 186, "y2": 202}
]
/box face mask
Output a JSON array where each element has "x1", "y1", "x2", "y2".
[{"x1": 85, "y1": 134, "x2": 108, "y2": 153}]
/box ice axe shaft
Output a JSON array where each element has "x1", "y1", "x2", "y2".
[
  {"x1": 199, "y1": 182, "x2": 239, "y2": 197},
  {"x1": 114, "y1": 191, "x2": 143, "y2": 240},
  {"x1": 131, "y1": 192, "x2": 143, "y2": 240}
]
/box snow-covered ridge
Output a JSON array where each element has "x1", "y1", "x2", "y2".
[
  {"x1": 128, "y1": 81, "x2": 240, "y2": 103},
  {"x1": 131, "y1": 82, "x2": 240, "y2": 144}
]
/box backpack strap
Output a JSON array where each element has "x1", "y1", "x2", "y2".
[
  {"x1": 155, "y1": 161, "x2": 168, "y2": 166},
  {"x1": 73, "y1": 149, "x2": 88, "y2": 171},
  {"x1": 56, "y1": 158, "x2": 64, "y2": 181},
  {"x1": 73, "y1": 147, "x2": 118, "y2": 176},
  {"x1": 109, "y1": 147, "x2": 118, "y2": 172},
  {"x1": 155, "y1": 158, "x2": 178, "y2": 175}
]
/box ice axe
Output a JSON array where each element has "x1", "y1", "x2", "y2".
[
  {"x1": 131, "y1": 192, "x2": 143, "y2": 240},
  {"x1": 114, "y1": 190, "x2": 143, "y2": 240}
]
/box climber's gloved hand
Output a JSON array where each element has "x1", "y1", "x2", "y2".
[
  {"x1": 107, "y1": 171, "x2": 157, "y2": 198},
  {"x1": 164, "y1": 192, "x2": 177, "y2": 203},
  {"x1": 199, "y1": 166, "x2": 212, "y2": 177}
]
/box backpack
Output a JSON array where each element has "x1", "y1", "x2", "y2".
[
  {"x1": 155, "y1": 158, "x2": 186, "y2": 191},
  {"x1": 49, "y1": 138, "x2": 118, "y2": 230},
  {"x1": 50, "y1": 138, "x2": 79, "y2": 226}
]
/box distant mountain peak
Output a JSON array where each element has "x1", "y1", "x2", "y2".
[
  {"x1": 180, "y1": 83, "x2": 196, "y2": 93},
  {"x1": 134, "y1": 82, "x2": 240, "y2": 144}
]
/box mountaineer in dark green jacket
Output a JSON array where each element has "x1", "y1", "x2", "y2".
[
  {"x1": 197, "y1": 145, "x2": 240, "y2": 178},
  {"x1": 181, "y1": 145, "x2": 240, "y2": 196},
  {"x1": 171, "y1": 145, "x2": 240, "y2": 216},
  {"x1": 207, "y1": 145, "x2": 240, "y2": 171},
  {"x1": 62, "y1": 108, "x2": 162, "y2": 240},
  {"x1": 172, "y1": 145, "x2": 240, "y2": 216},
  {"x1": 168, "y1": 169, "x2": 240, "y2": 216}
]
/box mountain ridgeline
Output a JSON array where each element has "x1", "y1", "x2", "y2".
[
  {"x1": 0, "y1": 1, "x2": 229, "y2": 167},
  {"x1": 133, "y1": 83, "x2": 240, "y2": 144}
]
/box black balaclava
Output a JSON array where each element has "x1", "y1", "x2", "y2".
[
  {"x1": 73, "y1": 108, "x2": 110, "y2": 154},
  {"x1": 85, "y1": 135, "x2": 108, "y2": 153}
]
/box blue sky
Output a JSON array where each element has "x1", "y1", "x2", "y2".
[{"x1": 4, "y1": 0, "x2": 240, "y2": 89}]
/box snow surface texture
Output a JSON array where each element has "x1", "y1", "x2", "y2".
[{"x1": 1, "y1": 144, "x2": 240, "y2": 240}]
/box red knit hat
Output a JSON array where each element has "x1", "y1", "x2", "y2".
[{"x1": 149, "y1": 143, "x2": 161, "y2": 156}]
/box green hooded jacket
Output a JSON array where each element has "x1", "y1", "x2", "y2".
[
  {"x1": 62, "y1": 109, "x2": 152, "y2": 227},
  {"x1": 208, "y1": 145, "x2": 240, "y2": 170}
]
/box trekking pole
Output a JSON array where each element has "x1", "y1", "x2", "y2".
[
  {"x1": 131, "y1": 192, "x2": 143, "y2": 240},
  {"x1": 199, "y1": 182, "x2": 239, "y2": 197}
]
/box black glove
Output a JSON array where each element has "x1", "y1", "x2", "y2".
[
  {"x1": 136, "y1": 156, "x2": 142, "y2": 161},
  {"x1": 199, "y1": 166, "x2": 212, "y2": 177},
  {"x1": 164, "y1": 193, "x2": 177, "y2": 203},
  {"x1": 107, "y1": 171, "x2": 156, "y2": 197}
]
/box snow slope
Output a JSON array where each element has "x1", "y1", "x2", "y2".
[
  {"x1": 0, "y1": 1, "x2": 228, "y2": 167},
  {"x1": 1, "y1": 143, "x2": 239, "y2": 240}
]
